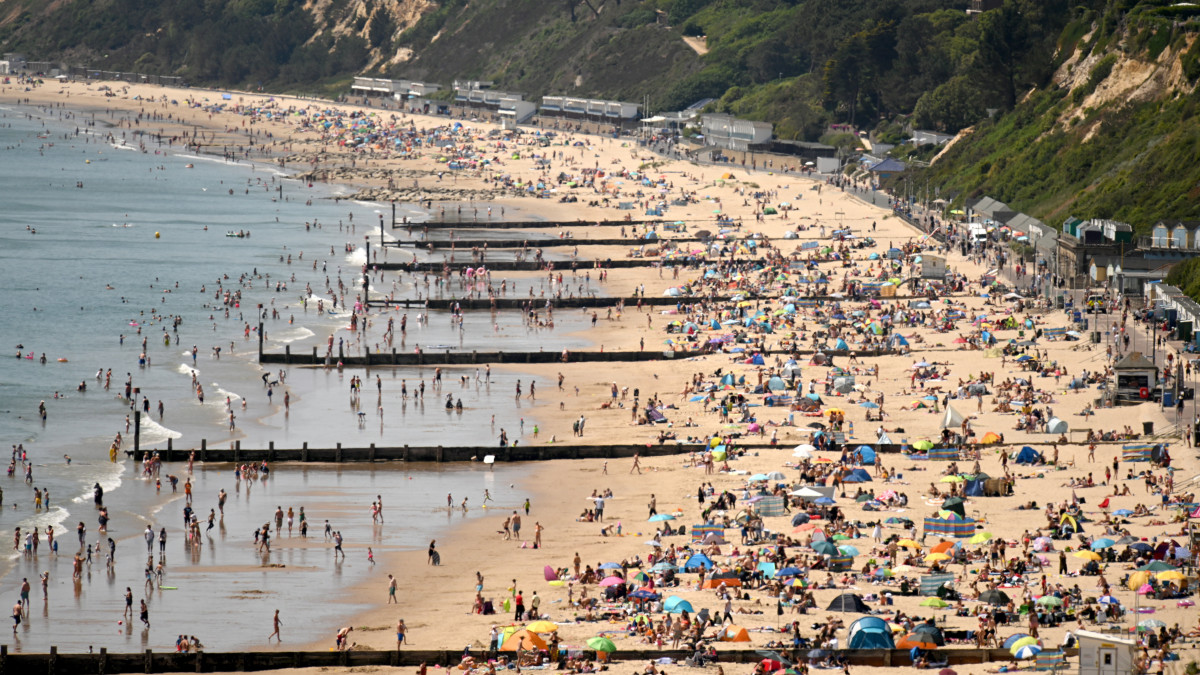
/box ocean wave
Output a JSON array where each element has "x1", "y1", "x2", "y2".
[
  {"x1": 212, "y1": 384, "x2": 241, "y2": 402},
  {"x1": 138, "y1": 417, "x2": 183, "y2": 445},
  {"x1": 346, "y1": 248, "x2": 367, "y2": 266},
  {"x1": 72, "y1": 462, "x2": 124, "y2": 504},
  {"x1": 272, "y1": 326, "x2": 314, "y2": 344},
  {"x1": 176, "y1": 362, "x2": 199, "y2": 376},
  {"x1": 110, "y1": 142, "x2": 138, "y2": 152},
  {"x1": 350, "y1": 200, "x2": 386, "y2": 209}
]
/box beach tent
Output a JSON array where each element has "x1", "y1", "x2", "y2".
[
  {"x1": 719, "y1": 626, "x2": 752, "y2": 642},
  {"x1": 963, "y1": 479, "x2": 986, "y2": 497},
  {"x1": 852, "y1": 445, "x2": 876, "y2": 465},
  {"x1": 1015, "y1": 446, "x2": 1043, "y2": 465},
  {"x1": 663, "y1": 596, "x2": 694, "y2": 613},
  {"x1": 941, "y1": 405, "x2": 964, "y2": 430},
  {"x1": 1046, "y1": 418, "x2": 1068, "y2": 434},
  {"x1": 979, "y1": 432, "x2": 1002, "y2": 444},
  {"x1": 843, "y1": 468, "x2": 872, "y2": 483},
  {"x1": 683, "y1": 553, "x2": 714, "y2": 570},
  {"x1": 848, "y1": 617, "x2": 895, "y2": 649},
  {"x1": 501, "y1": 629, "x2": 548, "y2": 651},
  {"x1": 827, "y1": 593, "x2": 870, "y2": 613},
  {"x1": 749, "y1": 354, "x2": 766, "y2": 366},
  {"x1": 767, "y1": 376, "x2": 787, "y2": 392},
  {"x1": 719, "y1": 373, "x2": 736, "y2": 388},
  {"x1": 835, "y1": 338, "x2": 850, "y2": 351}
]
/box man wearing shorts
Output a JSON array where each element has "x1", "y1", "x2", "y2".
[
  {"x1": 12, "y1": 599, "x2": 21, "y2": 633},
  {"x1": 387, "y1": 575, "x2": 397, "y2": 603},
  {"x1": 397, "y1": 618, "x2": 407, "y2": 648}
]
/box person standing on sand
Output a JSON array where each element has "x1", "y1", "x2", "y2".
[
  {"x1": 12, "y1": 599, "x2": 21, "y2": 633},
  {"x1": 397, "y1": 619, "x2": 408, "y2": 648},
  {"x1": 388, "y1": 574, "x2": 398, "y2": 603},
  {"x1": 511, "y1": 512, "x2": 522, "y2": 540},
  {"x1": 268, "y1": 609, "x2": 282, "y2": 643},
  {"x1": 534, "y1": 522, "x2": 544, "y2": 548},
  {"x1": 427, "y1": 539, "x2": 437, "y2": 565}
]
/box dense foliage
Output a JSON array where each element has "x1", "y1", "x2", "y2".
[
  {"x1": 1166, "y1": 257, "x2": 1200, "y2": 301},
  {"x1": 0, "y1": 0, "x2": 373, "y2": 91}
]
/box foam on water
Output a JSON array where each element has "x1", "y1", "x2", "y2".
[
  {"x1": 212, "y1": 384, "x2": 241, "y2": 402},
  {"x1": 272, "y1": 326, "x2": 315, "y2": 344},
  {"x1": 138, "y1": 416, "x2": 183, "y2": 445}
]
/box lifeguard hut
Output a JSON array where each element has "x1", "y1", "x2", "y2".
[
  {"x1": 1111, "y1": 351, "x2": 1158, "y2": 403},
  {"x1": 1075, "y1": 630, "x2": 1134, "y2": 675}
]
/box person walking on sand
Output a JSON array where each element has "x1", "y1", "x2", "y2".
[
  {"x1": 388, "y1": 574, "x2": 398, "y2": 603},
  {"x1": 631, "y1": 453, "x2": 642, "y2": 474},
  {"x1": 268, "y1": 609, "x2": 282, "y2": 643},
  {"x1": 124, "y1": 587, "x2": 133, "y2": 620},
  {"x1": 397, "y1": 618, "x2": 408, "y2": 648},
  {"x1": 139, "y1": 599, "x2": 150, "y2": 628}
]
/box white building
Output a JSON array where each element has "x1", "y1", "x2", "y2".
[
  {"x1": 699, "y1": 114, "x2": 772, "y2": 152},
  {"x1": 1075, "y1": 630, "x2": 1134, "y2": 675},
  {"x1": 351, "y1": 77, "x2": 441, "y2": 98},
  {"x1": 454, "y1": 87, "x2": 535, "y2": 123},
  {"x1": 541, "y1": 96, "x2": 640, "y2": 121}
]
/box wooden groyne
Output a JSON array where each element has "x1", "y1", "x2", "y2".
[
  {"x1": 393, "y1": 218, "x2": 664, "y2": 230},
  {"x1": 0, "y1": 645, "x2": 1073, "y2": 674},
  {"x1": 377, "y1": 258, "x2": 692, "y2": 272},
  {"x1": 257, "y1": 346, "x2": 899, "y2": 367},
  {"x1": 391, "y1": 236, "x2": 705, "y2": 248},
  {"x1": 364, "y1": 295, "x2": 680, "y2": 309}
]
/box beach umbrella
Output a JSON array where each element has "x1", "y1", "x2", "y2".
[
  {"x1": 1013, "y1": 645, "x2": 1042, "y2": 660},
  {"x1": 812, "y1": 540, "x2": 839, "y2": 556},
  {"x1": 1036, "y1": 596, "x2": 1063, "y2": 608},
  {"x1": 587, "y1": 636, "x2": 617, "y2": 653},
  {"x1": 969, "y1": 532, "x2": 993, "y2": 545},
  {"x1": 920, "y1": 598, "x2": 949, "y2": 608},
  {"x1": 913, "y1": 440, "x2": 934, "y2": 451},
  {"x1": 1091, "y1": 538, "x2": 1116, "y2": 550},
  {"x1": 598, "y1": 562, "x2": 623, "y2": 570},
  {"x1": 930, "y1": 541, "x2": 955, "y2": 554},
  {"x1": 1129, "y1": 542, "x2": 1154, "y2": 554},
  {"x1": 1074, "y1": 551, "x2": 1101, "y2": 561},
  {"x1": 979, "y1": 589, "x2": 1010, "y2": 606},
  {"x1": 1156, "y1": 570, "x2": 1185, "y2": 581},
  {"x1": 1098, "y1": 595, "x2": 1120, "y2": 605},
  {"x1": 1002, "y1": 634, "x2": 1032, "y2": 649},
  {"x1": 838, "y1": 545, "x2": 860, "y2": 557},
  {"x1": 1138, "y1": 619, "x2": 1167, "y2": 630},
  {"x1": 526, "y1": 621, "x2": 560, "y2": 633},
  {"x1": 924, "y1": 552, "x2": 951, "y2": 563},
  {"x1": 1010, "y1": 636, "x2": 1040, "y2": 651},
  {"x1": 896, "y1": 539, "x2": 922, "y2": 549},
  {"x1": 649, "y1": 562, "x2": 677, "y2": 573},
  {"x1": 791, "y1": 513, "x2": 811, "y2": 526},
  {"x1": 599, "y1": 576, "x2": 625, "y2": 587},
  {"x1": 1127, "y1": 572, "x2": 1153, "y2": 591},
  {"x1": 776, "y1": 567, "x2": 804, "y2": 578},
  {"x1": 648, "y1": 514, "x2": 675, "y2": 522},
  {"x1": 1138, "y1": 561, "x2": 1175, "y2": 571}
]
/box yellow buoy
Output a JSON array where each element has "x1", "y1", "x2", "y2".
[{"x1": 155, "y1": 232, "x2": 160, "y2": 238}]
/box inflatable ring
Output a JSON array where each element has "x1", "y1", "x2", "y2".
[{"x1": 1139, "y1": 387, "x2": 1149, "y2": 399}]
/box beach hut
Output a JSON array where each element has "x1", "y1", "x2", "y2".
[{"x1": 848, "y1": 617, "x2": 895, "y2": 649}]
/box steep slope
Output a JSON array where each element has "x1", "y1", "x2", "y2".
[{"x1": 911, "y1": 5, "x2": 1200, "y2": 233}]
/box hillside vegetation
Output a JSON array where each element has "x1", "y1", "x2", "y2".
[{"x1": 907, "y1": 2, "x2": 1200, "y2": 233}]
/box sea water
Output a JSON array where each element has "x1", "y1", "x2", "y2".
[{"x1": 0, "y1": 103, "x2": 581, "y2": 650}]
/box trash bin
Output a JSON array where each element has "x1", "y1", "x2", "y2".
[
  {"x1": 1162, "y1": 391, "x2": 1174, "y2": 407},
  {"x1": 1142, "y1": 421, "x2": 1154, "y2": 436}
]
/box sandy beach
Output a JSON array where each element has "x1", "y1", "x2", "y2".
[{"x1": 1, "y1": 77, "x2": 1197, "y2": 675}]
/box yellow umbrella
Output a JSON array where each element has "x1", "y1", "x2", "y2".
[
  {"x1": 925, "y1": 552, "x2": 951, "y2": 563},
  {"x1": 526, "y1": 621, "x2": 560, "y2": 634},
  {"x1": 1073, "y1": 551, "x2": 1100, "y2": 561},
  {"x1": 969, "y1": 532, "x2": 993, "y2": 545},
  {"x1": 1155, "y1": 570, "x2": 1185, "y2": 582},
  {"x1": 896, "y1": 539, "x2": 922, "y2": 549},
  {"x1": 1126, "y1": 571, "x2": 1151, "y2": 591},
  {"x1": 1010, "y1": 636, "x2": 1040, "y2": 651},
  {"x1": 825, "y1": 408, "x2": 846, "y2": 416}
]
